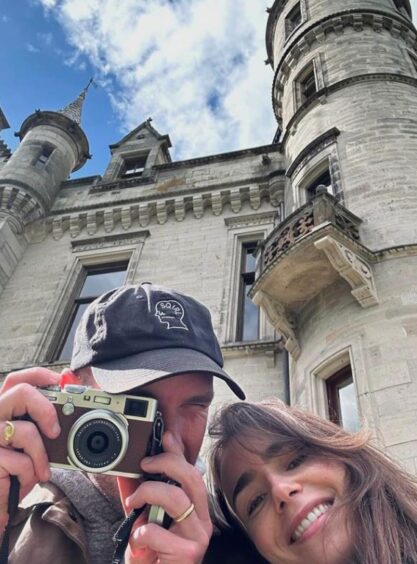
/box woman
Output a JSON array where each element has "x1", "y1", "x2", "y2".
[{"x1": 208, "y1": 399, "x2": 417, "y2": 564}]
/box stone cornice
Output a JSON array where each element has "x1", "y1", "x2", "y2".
[
  {"x1": 154, "y1": 143, "x2": 282, "y2": 170},
  {"x1": 221, "y1": 339, "x2": 283, "y2": 357},
  {"x1": 62, "y1": 175, "x2": 101, "y2": 188},
  {"x1": 271, "y1": 9, "x2": 417, "y2": 124},
  {"x1": 268, "y1": 7, "x2": 414, "y2": 71},
  {"x1": 281, "y1": 73, "x2": 417, "y2": 147},
  {"x1": 46, "y1": 182, "x2": 280, "y2": 240},
  {"x1": 70, "y1": 230, "x2": 150, "y2": 252},
  {"x1": 224, "y1": 211, "x2": 278, "y2": 229}
]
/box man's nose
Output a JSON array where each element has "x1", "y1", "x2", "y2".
[
  {"x1": 271, "y1": 476, "x2": 302, "y2": 512},
  {"x1": 161, "y1": 410, "x2": 185, "y2": 454}
]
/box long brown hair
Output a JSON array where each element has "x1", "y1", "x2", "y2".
[{"x1": 208, "y1": 399, "x2": 417, "y2": 564}]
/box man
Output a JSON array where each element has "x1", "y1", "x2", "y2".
[{"x1": 0, "y1": 282, "x2": 245, "y2": 563}]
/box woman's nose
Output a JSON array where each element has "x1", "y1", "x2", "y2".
[{"x1": 271, "y1": 476, "x2": 302, "y2": 511}]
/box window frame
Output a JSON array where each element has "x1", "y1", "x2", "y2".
[
  {"x1": 222, "y1": 214, "x2": 277, "y2": 344},
  {"x1": 285, "y1": 2, "x2": 302, "y2": 39},
  {"x1": 53, "y1": 261, "x2": 129, "y2": 362},
  {"x1": 120, "y1": 153, "x2": 149, "y2": 178},
  {"x1": 236, "y1": 240, "x2": 261, "y2": 342},
  {"x1": 326, "y1": 365, "x2": 358, "y2": 428},
  {"x1": 33, "y1": 233, "x2": 149, "y2": 365},
  {"x1": 33, "y1": 144, "x2": 55, "y2": 170}
]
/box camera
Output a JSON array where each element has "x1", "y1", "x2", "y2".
[{"x1": 38, "y1": 384, "x2": 162, "y2": 479}]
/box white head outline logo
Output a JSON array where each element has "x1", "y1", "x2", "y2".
[{"x1": 155, "y1": 300, "x2": 189, "y2": 330}]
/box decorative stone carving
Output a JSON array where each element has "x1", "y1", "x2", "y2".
[
  {"x1": 104, "y1": 210, "x2": 114, "y2": 233},
  {"x1": 156, "y1": 201, "x2": 167, "y2": 224},
  {"x1": 314, "y1": 235, "x2": 378, "y2": 308},
  {"x1": 193, "y1": 194, "x2": 204, "y2": 219},
  {"x1": 211, "y1": 191, "x2": 222, "y2": 216},
  {"x1": 230, "y1": 188, "x2": 242, "y2": 213},
  {"x1": 69, "y1": 215, "x2": 81, "y2": 238},
  {"x1": 249, "y1": 186, "x2": 261, "y2": 210},
  {"x1": 252, "y1": 290, "x2": 300, "y2": 360},
  {"x1": 87, "y1": 211, "x2": 98, "y2": 235},
  {"x1": 139, "y1": 203, "x2": 150, "y2": 227},
  {"x1": 174, "y1": 198, "x2": 186, "y2": 221}
]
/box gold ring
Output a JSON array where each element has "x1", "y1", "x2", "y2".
[
  {"x1": 3, "y1": 421, "x2": 15, "y2": 445},
  {"x1": 173, "y1": 503, "x2": 195, "y2": 524}
]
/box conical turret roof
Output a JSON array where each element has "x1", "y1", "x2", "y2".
[{"x1": 58, "y1": 78, "x2": 94, "y2": 125}]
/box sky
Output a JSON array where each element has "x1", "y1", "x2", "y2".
[{"x1": 1, "y1": 0, "x2": 417, "y2": 180}]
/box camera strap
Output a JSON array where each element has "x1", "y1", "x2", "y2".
[
  {"x1": 0, "y1": 475, "x2": 20, "y2": 564},
  {"x1": 112, "y1": 505, "x2": 145, "y2": 564},
  {"x1": 111, "y1": 411, "x2": 165, "y2": 564}
]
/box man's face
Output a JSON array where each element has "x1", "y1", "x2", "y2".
[{"x1": 137, "y1": 373, "x2": 214, "y2": 464}]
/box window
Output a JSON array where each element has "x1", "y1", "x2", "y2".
[
  {"x1": 286, "y1": 2, "x2": 302, "y2": 38},
  {"x1": 305, "y1": 168, "x2": 332, "y2": 202},
  {"x1": 34, "y1": 145, "x2": 54, "y2": 170},
  {"x1": 326, "y1": 366, "x2": 360, "y2": 432},
  {"x1": 121, "y1": 155, "x2": 148, "y2": 177},
  {"x1": 300, "y1": 63, "x2": 317, "y2": 102},
  {"x1": 55, "y1": 263, "x2": 128, "y2": 361},
  {"x1": 236, "y1": 241, "x2": 260, "y2": 341}
]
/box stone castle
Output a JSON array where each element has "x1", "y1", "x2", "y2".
[{"x1": 0, "y1": 0, "x2": 416, "y2": 471}]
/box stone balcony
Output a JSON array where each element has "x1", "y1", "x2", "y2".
[{"x1": 250, "y1": 189, "x2": 378, "y2": 359}]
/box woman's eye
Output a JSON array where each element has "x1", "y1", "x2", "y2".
[
  {"x1": 287, "y1": 453, "x2": 307, "y2": 471},
  {"x1": 247, "y1": 493, "x2": 266, "y2": 516}
]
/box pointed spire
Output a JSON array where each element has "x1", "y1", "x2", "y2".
[{"x1": 58, "y1": 78, "x2": 95, "y2": 125}]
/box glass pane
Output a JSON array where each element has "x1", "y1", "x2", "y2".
[
  {"x1": 80, "y1": 267, "x2": 127, "y2": 298},
  {"x1": 58, "y1": 303, "x2": 89, "y2": 361},
  {"x1": 338, "y1": 381, "x2": 360, "y2": 432},
  {"x1": 242, "y1": 291, "x2": 259, "y2": 341},
  {"x1": 245, "y1": 249, "x2": 257, "y2": 273}
]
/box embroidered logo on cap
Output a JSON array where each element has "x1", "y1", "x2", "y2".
[{"x1": 155, "y1": 300, "x2": 189, "y2": 330}]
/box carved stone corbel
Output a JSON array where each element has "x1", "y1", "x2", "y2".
[
  {"x1": 252, "y1": 290, "x2": 301, "y2": 360},
  {"x1": 314, "y1": 235, "x2": 378, "y2": 308}
]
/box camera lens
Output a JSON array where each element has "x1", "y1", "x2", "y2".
[
  {"x1": 87, "y1": 431, "x2": 109, "y2": 454},
  {"x1": 68, "y1": 410, "x2": 128, "y2": 473}
]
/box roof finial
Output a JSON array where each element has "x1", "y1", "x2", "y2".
[{"x1": 58, "y1": 78, "x2": 96, "y2": 125}]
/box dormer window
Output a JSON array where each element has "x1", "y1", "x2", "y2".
[
  {"x1": 34, "y1": 145, "x2": 54, "y2": 170},
  {"x1": 121, "y1": 154, "x2": 148, "y2": 177},
  {"x1": 286, "y1": 2, "x2": 302, "y2": 38}
]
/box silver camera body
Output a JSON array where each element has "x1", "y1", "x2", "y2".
[{"x1": 39, "y1": 384, "x2": 160, "y2": 479}]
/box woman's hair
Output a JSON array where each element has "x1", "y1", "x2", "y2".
[{"x1": 208, "y1": 399, "x2": 417, "y2": 564}]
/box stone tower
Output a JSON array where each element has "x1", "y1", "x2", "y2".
[
  {"x1": 252, "y1": 0, "x2": 417, "y2": 469},
  {"x1": 0, "y1": 85, "x2": 90, "y2": 295}
]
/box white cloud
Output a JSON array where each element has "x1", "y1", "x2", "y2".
[
  {"x1": 26, "y1": 42, "x2": 40, "y2": 53},
  {"x1": 1, "y1": 15, "x2": 10, "y2": 23},
  {"x1": 35, "y1": 0, "x2": 276, "y2": 159}
]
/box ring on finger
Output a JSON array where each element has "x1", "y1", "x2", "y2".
[
  {"x1": 3, "y1": 421, "x2": 15, "y2": 445},
  {"x1": 173, "y1": 503, "x2": 195, "y2": 524}
]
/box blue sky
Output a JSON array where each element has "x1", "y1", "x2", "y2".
[{"x1": 1, "y1": 0, "x2": 417, "y2": 180}]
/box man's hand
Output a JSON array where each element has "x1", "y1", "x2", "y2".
[
  {"x1": 118, "y1": 432, "x2": 213, "y2": 564},
  {"x1": 0, "y1": 368, "x2": 61, "y2": 532}
]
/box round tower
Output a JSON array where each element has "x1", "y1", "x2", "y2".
[
  {"x1": 253, "y1": 0, "x2": 417, "y2": 467},
  {"x1": 0, "y1": 84, "x2": 90, "y2": 233}
]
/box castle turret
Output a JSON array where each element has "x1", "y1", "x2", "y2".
[
  {"x1": 0, "y1": 82, "x2": 91, "y2": 232},
  {"x1": 253, "y1": 0, "x2": 417, "y2": 467},
  {"x1": 0, "y1": 85, "x2": 90, "y2": 295}
]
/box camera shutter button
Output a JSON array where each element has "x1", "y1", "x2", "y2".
[{"x1": 62, "y1": 402, "x2": 75, "y2": 416}]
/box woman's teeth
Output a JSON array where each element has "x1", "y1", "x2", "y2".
[{"x1": 291, "y1": 503, "x2": 331, "y2": 542}]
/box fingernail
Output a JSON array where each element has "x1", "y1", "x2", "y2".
[
  {"x1": 133, "y1": 527, "x2": 142, "y2": 540},
  {"x1": 52, "y1": 422, "x2": 61, "y2": 437},
  {"x1": 125, "y1": 496, "x2": 132, "y2": 508},
  {"x1": 141, "y1": 457, "x2": 151, "y2": 465},
  {"x1": 43, "y1": 467, "x2": 51, "y2": 482}
]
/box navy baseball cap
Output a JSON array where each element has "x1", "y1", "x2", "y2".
[{"x1": 71, "y1": 282, "x2": 245, "y2": 399}]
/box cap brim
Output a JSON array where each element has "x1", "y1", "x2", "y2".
[{"x1": 90, "y1": 347, "x2": 245, "y2": 400}]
